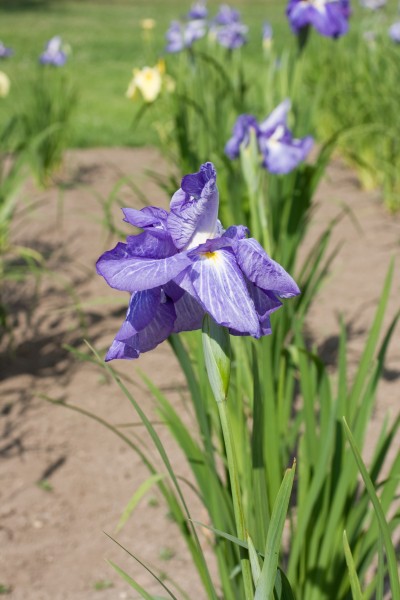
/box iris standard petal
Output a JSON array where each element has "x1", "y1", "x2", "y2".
[
  {"x1": 167, "y1": 162, "x2": 219, "y2": 250},
  {"x1": 122, "y1": 206, "x2": 169, "y2": 229},
  {"x1": 96, "y1": 247, "x2": 191, "y2": 292},
  {"x1": 235, "y1": 238, "x2": 300, "y2": 298},
  {"x1": 179, "y1": 242, "x2": 260, "y2": 336},
  {"x1": 258, "y1": 99, "x2": 291, "y2": 135}
]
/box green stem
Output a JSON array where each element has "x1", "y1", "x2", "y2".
[{"x1": 218, "y1": 399, "x2": 254, "y2": 600}]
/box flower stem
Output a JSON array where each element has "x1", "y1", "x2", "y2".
[{"x1": 218, "y1": 399, "x2": 254, "y2": 600}]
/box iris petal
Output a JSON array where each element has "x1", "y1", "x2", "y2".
[
  {"x1": 167, "y1": 162, "x2": 219, "y2": 250},
  {"x1": 96, "y1": 247, "x2": 191, "y2": 292},
  {"x1": 106, "y1": 296, "x2": 176, "y2": 361},
  {"x1": 179, "y1": 246, "x2": 260, "y2": 336},
  {"x1": 235, "y1": 238, "x2": 300, "y2": 298},
  {"x1": 260, "y1": 135, "x2": 313, "y2": 174}
]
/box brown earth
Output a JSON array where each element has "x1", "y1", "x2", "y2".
[{"x1": 0, "y1": 148, "x2": 399, "y2": 600}]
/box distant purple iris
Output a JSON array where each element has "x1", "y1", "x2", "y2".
[
  {"x1": 39, "y1": 36, "x2": 67, "y2": 67},
  {"x1": 188, "y1": 1, "x2": 208, "y2": 19},
  {"x1": 211, "y1": 4, "x2": 248, "y2": 49},
  {"x1": 389, "y1": 22, "x2": 400, "y2": 43},
  {"x1": 225, "y1": 100, "x2": 313, "y2": 174},
  {"x1": 165, "y1": 19, "x2": 206, "y2": 52},
  {"x1": 214, "y1": 4, "x2": 241, "y2": 25},
  {"x1": 286, "y1": 0, "x2": 351, "y2": 38},
  {"x1": 216, "y1": 22, "x2": 248, "y2": 49},
  {"x1": 97, "y1": 163, "x2": 299, "y2": 360},
  {"x1": 0, "y1": 42, "x2": 13, "y2": 59}
]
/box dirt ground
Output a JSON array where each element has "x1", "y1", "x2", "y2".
[{"x1": 0, "y1": 148, "x2": 399, "y2": 600}]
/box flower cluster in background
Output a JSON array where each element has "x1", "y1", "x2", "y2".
[
  {"x1": 165, "y1": 2, "x2": 249, "y2": 52},
  {"x1": 96, "y1": 162, "x2": 299, "y2": 359},
  {"x1": 225, "y1": 100, "x2": 313, "y2": 174}
]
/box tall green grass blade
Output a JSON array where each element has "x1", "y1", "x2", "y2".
[
  {"x1": 343, "y1": 419, "x2": 400, "y2": 599},
  {"x1": 343, "y1": 531, "x2": 364, "y2": 600},
  {"x1": 106, "y1": 533, "x2": 178, "y2": 600},
  {"x1": 116, "y1": 474, "x2": 166, "y2": 534},
  {"x1": 255, "y1": 461, "x2": 296, "y2": 600},
  {"x1": 247, "y1": 535, "x2": 262, "y2": 587},
  {"x1": 107, "y1": 561, "x2": 155, "y2": 600}
]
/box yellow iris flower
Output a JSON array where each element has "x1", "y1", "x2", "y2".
[
  {"x1": 126, "y1": 59, "x2": 174, "y2": 104},
  {"x1": 0, "y1": 71, "x2": 10, "y2": 98}
]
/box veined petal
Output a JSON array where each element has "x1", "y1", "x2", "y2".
[
  {"x1": 122, "y1": 206, "x2": 168, "y2": 229},
  {"x1": 178, "y1": 245, "x2": 260, "y2": 336},
  {"x1": 167, "y1": 162, "x2": 219, "y2": 250},
  {"x1": 115, "y1": 288, "x2": 161, "y2": 341},
  {"x1": 126, "y1": 230, "x2": 177, "y2": 258},
  {"x1": 96, "y1": 247, "x2": 191, "y2": 292},
  {"x1": 235, "y1": 238, "x2": 300, "y2": 298},
  {"x1": 106, "y1": 296, "x2": 176, "y2": 361}
]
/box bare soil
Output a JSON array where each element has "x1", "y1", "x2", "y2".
[{"x1": 0, "y1": 148, "x2": 399, "y2": 600}]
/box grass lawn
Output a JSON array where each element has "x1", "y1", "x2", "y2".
[{"x1": 0, "y1": 0, "x2": 292, "y2": 147}]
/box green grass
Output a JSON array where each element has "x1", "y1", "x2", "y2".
[{"x1": 0, "y1": 0, "x2": 291, "y2": 147}]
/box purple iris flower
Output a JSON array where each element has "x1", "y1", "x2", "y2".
[
  {"x1": 39, "y1": 36, "x2": 67, "y2": 67},
  {"x1": 286, "y1": 0, "x2": 351, "y2": 39},
  {"x1": 389, "y1": 22, "x2": 400, "y2": 43},
  {"x1": 225, "y1": 114, "x2": 258, "y2": 160},
  {"x1": 165, "y1": 19, "x2": 206, "y2": 52},
  {"x1": 216, "y1": 22, "x2": 248, "y2": 49},
  {"x1": 0, "y1": 42, "x2": 13, "y2": 59},
  {"x1": 96, "y1": 163, "x2": 300, "y2": 360},
  {"x1": 214, "y1": 4, "x2": 241, "y2": 25},
  {"x1": 188, "y1": 1, "x2": 208, "y2": 19},
  {"x1": 225, "y1": 100, "x2": 313, "y2": 174}
]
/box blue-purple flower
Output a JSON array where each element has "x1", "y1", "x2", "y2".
[
  {"x1": 215, "y1": 22, "x2": 248, "y2": 49},
  {"x1": 97, "y1": 163, "x2": 299, "y2": 360},
  {"x1": 39, "y1": 36, "x2": 67, "y2": 67},
  {"x1": 389, "y1": 22, "x2": 400, "y2": 43},
  {"x1": 214, "y1": 4, "x2": 241, "y2": 25},
  {"x1": 188, "y1": 1, "x2": 208, "y2": 19},
  {"x1": 225, "y1": 100, "x2": 314, "y2": 174},
  {"x1": 0, "y1": 42, "x2": 13, "y2": 59},
  {"x1": 210, "y1": 5, "x2": 248, "y2": 49},
  {"x1": 165, "y1": 19, "x2": 206, "y2": 52},
  {"x1": 286, "y1": 0, "x2": 351, "y2": 39}
]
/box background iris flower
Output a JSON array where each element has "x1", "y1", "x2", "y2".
[
  {"x1": 126, "y1": 60, "x2": 174, "y2": 103},
  {"x1": 0, "y1": 71, "x2": 10, "y2": 97},
  {"x1": 96, "y1": 162, "x2": 299, "y2": 360},
  {"x1": 39, "y1": 36, "x2": 68, "y2": 67},
  {"x1": 389, "y1": 22, "x2": 400, "y2": 43},
  {"x1": 165, "y1": 19, "x2": 207, "y2": 52},
  {"x1": 225, "y1": 100, "x2": 314, "y2": 174},
  {"x1": 286, "y1": 0, "x2": 351, "y2": 38},
  {"x1": 0, "y1": 42, "x2": 13, "y2": 59},
  {"x1": 187, "y1": 1, "x2": 208, "y2": 20}
]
